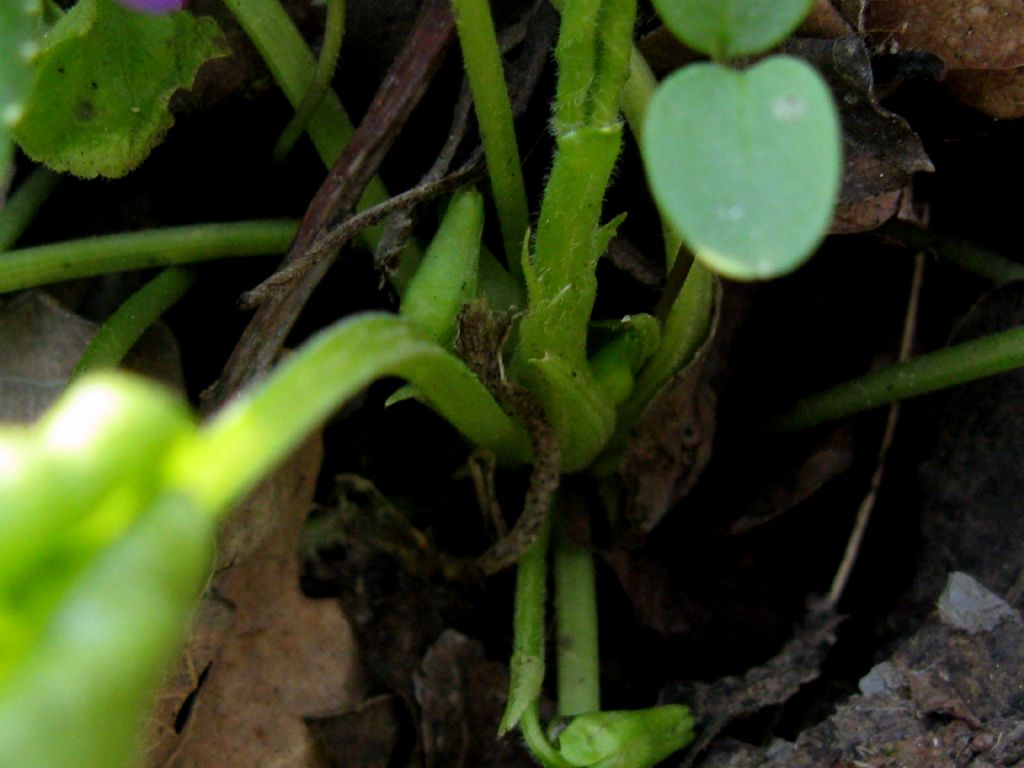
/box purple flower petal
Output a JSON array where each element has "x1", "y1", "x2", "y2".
[{"x1": 116, "y1": 0, "x2": 186, "y2": 14}]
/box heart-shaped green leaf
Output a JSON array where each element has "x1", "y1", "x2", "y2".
[
  {"x1": 651, "y1": 0, "x2": 814, "y2": 60},
  {"x1": 643, "y1": 57, "x2": 841, "y2": 280}
]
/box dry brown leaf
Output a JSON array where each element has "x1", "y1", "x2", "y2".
[
  {"x1": 833, "y1": 188, "x2": 905, "y2": 233},
  {"x1": 946, "y1": 66, "x2": 1024, "y2": 118},
  {"x1": 0, "y1": 292, "x2": 95, "y2": 421},
  {"x1": 212, "y1": 440, "x2": 320, "y2": 571},
  {"x1": 728, "y1": 425, "x2": 856, "y2": 535},
  {"x1": 836, "y1": 0, "x2": 867, "y2": 31},
  {"x1": 0, "y1": 290, "x2": 184, "y2": 422},
  {"x1": 866, "y1": 0, "x2": 1024, "y2": 117},
  {"x1": 414, "y1": 630, "x2": 534, "y2": 768},
  {"x1": 301, "y1": 474, "x2": 452, "y2": 702},
  {"x1": 799, "y1": 0, "x2": 854, "y2": 37},
  {"x1": 304, "y1": 695, "x2": 403, "y2": 768},
  {"x1": 618, "y1": 279, "x2": 721, "y2": 536},
  {"x1": 867, "y1": 0, "x2": 1024, "y2": 70},
  {"x1": 147, "y1": 436, "x2": 362, "y2": 768},
  {"x1": 785, "y1": 36, "x2": 934, "y2": 234}
]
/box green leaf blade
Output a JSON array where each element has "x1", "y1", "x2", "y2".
[
  {"x1": 13, "y1": 0, "x2": 225, "y2": 178},
  {"x1": 173, "y1": 313, "x2": 532, "y2": 513},
  {"x1": 652, "y1": 0, "x2": 814, "y2": 59},
  {"x1": 644, "y1": 57, "x2": 841, "y2": 281}
]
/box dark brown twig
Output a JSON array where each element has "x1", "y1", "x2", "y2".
[
  {"x1": 373, "y1": 84, "x2": 480, "y2": 280},
  {"x1": 242, "y1": 159, "x2": 483, "y2": 308},
  {"x1": 204, "y1": 0, "x2": 456, "y2": 409},
  {"x1": 374, "y1": 0, "x2": 555, "y2": 280}
]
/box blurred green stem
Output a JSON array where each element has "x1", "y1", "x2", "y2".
[
  {"x1": 881, "y1": 219, "x2": 1024, "y2": 284},
  {"x1": 0, "y1": 167, "x2": 60, "y2": 252},
  {"x1": 0, "y1": 221, "x2": 297, "y2": 294},
  {"x1": 71, "y1": 267, "x2": 195, "y2": 380},
  {"x1": 273, "y1": 0, "x2": 346, "y2": 163},
  {"x1": 553, "y1": 508, "x2": 600, "y2": 717},
  {"x1": 450, "y1": 0, "x2": 529, "y2": 278},
  {"x1": 771, "y1": 324, "x2": 1024, "y2": 431}
]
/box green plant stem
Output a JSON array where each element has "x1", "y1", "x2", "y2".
[
  {"x1": 449, "y1": 0, "x2": 529, "y2": 276},
  {"x1": 172, "y1": 313, "x2": 531, "y2": 513},
  {"x1": 770, "y1": 324, "x2": 1024, "y2": 431},
  {"x1": 221, "y1": 0, "x2": 392, "y2": 249},
  {"x1": 620, "y1": 47, "x2": 657, "y2": 139},
  {"x1": 520, "y1": 703, "x2": 574, "y2": 768},
  {"x1": 590, "y1": 0, "x2": 637, "y2": 127},
  {"x1": 622, "y1": 261, "x2": 714, "y2": 420},
  {"x1": 500, "y1": 515, "x2": 553, "y2": 735},
  {"x1": 0, "y1": 220, "x2": 297, "y2": 294},
  {"x1": 501, "y1": 517, "x2": 574, "y2": 768},
  {"x1": 0, "y1": 167, "x2": 60, "y2": 252},
  {"x1": 273, "y1": 0, "x2": 345, "y2": 163},
  {"x1": 552, "y1": 0, "x2": 601, "y2": 131},
  {"x1": 70, "y1": 267, "x2": 195, "y2": 381},
  {"x1": 553, "y1": 509, "x2": 600, "y2": 717},
  {"x1": 220, "y1": 0, "x2": 353, "y2": 167},
  {"x1": 881, "y1": 219, "x2": 1024, "y2": 284},
  {"x1": 520, "y1": 125, "x2": 622, "y2": 365}
]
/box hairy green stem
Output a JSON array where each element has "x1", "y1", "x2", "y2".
[
  {"x1": 450, "y1": 0, "x2": 529, "y2": 276},
  {"x1": 70, "y1": 267, "x2": 195, "y2": 381},
  {"x1": 501, "y1": 517, "x2": 575, "y2": 767},
  {"x1": 771, "y1": 324, "x2": 1024, "y2": 431},
  {"x1": 620, "y1": 47, "x2": 657, "y2": 140},
  {"x1": 499, "y1": 514, "x2": 552, "y2": 736},
  {"x1": 0, "y1": 167, "x2": 60, "y2": 252},
  {"x1": 553, "y1": 0, "x2": 601, "y2": 132},
  {"x1": 519, "y1": 125, "x2": 622, "y2": 365},
  {"x1": 273, "y1": 0, "x2": 346, "y2": 163},
  {"x1": 553, "y1": 509, "x2": 600, "y2": 717},
  {"x1": 0, "y1": 221, "x2": 297, "y2": 294},
  {"x1": 172, "y1": 313, "x2": 531, "y2": 513},
  {"x1": 590, "y1": 0, "x2": 637, "y2": 128}
]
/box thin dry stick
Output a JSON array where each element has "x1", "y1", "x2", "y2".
[
  {"x1": 241, "y1": 160, "x2": 482, "y2": 308},
  {"x1": 204, "y1": 0, "x2": 456, "y2": 409},
  {"x1": 826, "y1": 253, "x2": 925, "y2": 610}
]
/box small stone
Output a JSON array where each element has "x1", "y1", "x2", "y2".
[{"x1": 937, "y1": 572, "x2": 1019, "y2": 633}]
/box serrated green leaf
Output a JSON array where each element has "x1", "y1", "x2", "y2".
[
  {"x1": 651, "y1": 0, "x2": 814, "y2": 59},
  {"x1": 643, "y1": 57, "x2": 841, "y2": 281},
  {"x1": 0, "y1": 0, "x2": 43, "y2": 171},
  {"x1": 13, "y1": 0, "x2": 225, "y2": 178}
]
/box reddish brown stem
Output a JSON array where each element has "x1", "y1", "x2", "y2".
[{"x1": 206, "y1": 0, "x2": 455, "y2": 409}]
